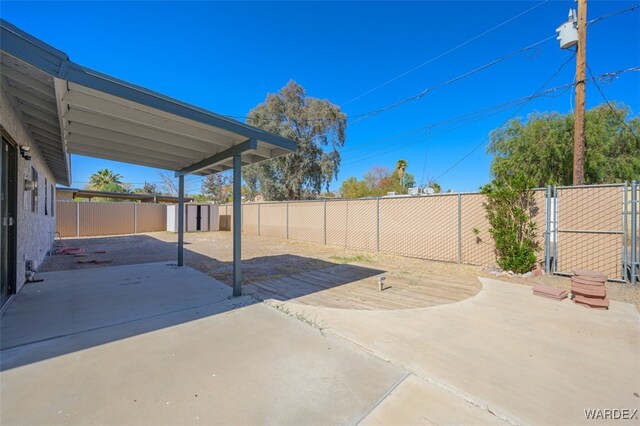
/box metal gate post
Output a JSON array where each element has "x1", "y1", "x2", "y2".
[
  {"x1": 544, "y1": 185, "x2": 551, "y2": 273},
  {"x1": 553, "y1": 185, "x2": 558, "y2": 273},
  {"x1": 457, "y1": 192, "x2": 462, "y2": 264},
  {"x1": 631, "y1": 180, "x2": 638, "y2": 284},
  {"x1": 623, "y1": 182, "x2": 628, "y2": 281}
]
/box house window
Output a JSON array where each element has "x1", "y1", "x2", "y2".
[
  {"x1": 31, "y1": 167, "x2": 38, "y2": 213},
  {"x1": 51, "y1": 183, "x2": 55, "y2": 216},
  {"x1": 45, "y1": 177, "x2": 48, "y2": 215}
]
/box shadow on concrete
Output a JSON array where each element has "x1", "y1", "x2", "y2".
[{"x1": 1, "y1": 235, "x2": 384, "y2": 371}]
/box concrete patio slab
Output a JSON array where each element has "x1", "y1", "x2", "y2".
[
  {"x1": 0, "y1": 264, "x2": 409, "y2": 425},
  {"x1": 274, "y1": 277, "x2": 640, "y2": 425},
  {"x1": 361, "y1": 374, "x2": 507, "y2": 425},
  {"x1": 1, "y1": 262, "x2": 232, "y2": 350}
]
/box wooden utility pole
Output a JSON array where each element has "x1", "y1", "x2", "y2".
[{"x1": 573, "y1": 0, "x2": 587, "y2": 185}]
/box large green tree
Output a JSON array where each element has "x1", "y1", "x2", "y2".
[
  {"x1": 488, "y1": 103, "x2": 640, "y2": 186},
  {"x1": 242, "y1": 81, "x2": 347, "y2": 200}
]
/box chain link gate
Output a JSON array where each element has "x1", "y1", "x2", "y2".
[{"x1": 545, "y1": 183, "x2": 635, "y2": 283}]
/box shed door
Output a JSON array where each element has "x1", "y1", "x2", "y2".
[
  {"x1": 199, "y1": 205, "x2": 209, "y2": 231},
  {"x1": 186, "y1": 205, "x2": 198, "y2": 231}
]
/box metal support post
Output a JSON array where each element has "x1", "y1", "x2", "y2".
[
  {"x1": 232, "y1": 155, "x2": 242, "y2": 296},
  {"x1": 631, "y1": 180, "x2": 638, "y2": 284},
  {"x1": 177, "y1": 175, "x2": 185, "y2": 266},
  {"x1": 544, "y1": 185, "x2": 552, "y2": 273},
  {"x1": 623, "y1": 182, "x2": 628, "y2": 280}
]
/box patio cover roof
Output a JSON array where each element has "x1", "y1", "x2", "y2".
[{"x1": 0, "y1": 19, "x2": 297, "y2": 185}]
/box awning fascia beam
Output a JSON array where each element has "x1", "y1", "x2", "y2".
[{"x1": 175, "y1": 138, "x2": 257, "y2": 177}]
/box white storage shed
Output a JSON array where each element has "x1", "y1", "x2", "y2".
[{"x1": 167, "y1": 203, "x2": 219, "y2": 232}]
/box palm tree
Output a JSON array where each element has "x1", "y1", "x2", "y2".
[
  {"x1": 395, "y1": 160, "x2": 408, "y2": 192},
  {"x1": 395, "y1": 160, "x2": 407, "y2": 180},
  {"x1": 87, "y1": 168, "x2": 124, "y2": 191}
]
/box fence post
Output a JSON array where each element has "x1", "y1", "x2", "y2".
[
  {"x1": 376, "y1": 197, "x2": 380, "y2": 253},
  {"x1": 631, "y1": 180, "x2": 638, "y2": 284},
  {"x1": 544, "y1": 185, "x2": 551, "y2": 273},
  {"x1": 285, "y1": 202, "x2": 289, "y2": 239},
  {"x1": 76, "y1": 202, "x2": 80, "y2": 237},
  {"x1": 623, "y1": 182, "x2": 628, "y2": 281},
  {"x1": 257, "y1": 203, "x2": 261, "y2": 236},
  {"x1": 323, "y1": 199, "x2": 327, "y2": 245},
  {"x1": 134, "y1": 203, "x2": 138, "y2": 234},
  {"x1": 457, "y1": 193, "x2": 461, "y2": 264},
  {"x1": 553, "y1": 185, "x2": 558, "y2": 273}
]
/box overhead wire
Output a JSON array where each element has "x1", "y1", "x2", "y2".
[
  {"x1": 431, "y1": 58, "x2": 640, "y2": 182},
  {"x1": 340, "y1": 92, "x2": 561, "y2": 154},
  {"x1": 586, "y1": 63, "x2": 639, "y2": 140},
  {"x1": 347, "y1": 35, "x2": 557, "y2": 124},
  {"x1": 338, "y1": 0, "x2": 552, "y2": 107},
  {"x1": 221, "y1": 6, "x2": 639, "y2": 126},
  {"x1": 344, "y1": 4, "x2": 640, "y2": 121}
]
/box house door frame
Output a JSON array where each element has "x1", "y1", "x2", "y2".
[{"x1": 1, "y1": 134, "x2": 18, "y2": 307}]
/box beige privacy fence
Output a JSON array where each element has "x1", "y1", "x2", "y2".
[
  {"x1": 220, "y1": 191, "x2": 547, "y2": 266},
  {"x1": 56, "y1": 201, "x2": 166, "y2": 237},
  {"x1": 220, "y1": 184, "x2": 635, "y2": 282}
]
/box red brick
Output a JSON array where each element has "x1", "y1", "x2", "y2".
[
  {"x1": 574, "y1": 295, "x2": 609, "y2": 309},
  {"x1": 533, "y1": 285, "x2": 567, "y2": 297},
  {"x1": 573, "y1": 269, "x2": 607, "y2": 280},
  {"x1": 571, "y1": 285, "x2": 606, "y2": 298},
  {"x1": 571, "y1": 276, "x2": 605, "y2": 286}
]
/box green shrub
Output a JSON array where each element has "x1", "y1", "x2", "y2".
[{"x1": 480, "y1": 174, "x2": 539, "y2": 273}]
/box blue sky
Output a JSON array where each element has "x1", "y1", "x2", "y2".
[{"x1": 2, "y1": 1, "x2": 639, "y2": 193}]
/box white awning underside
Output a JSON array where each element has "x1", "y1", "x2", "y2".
[{"x1": 58, "y1": 80, "x2": 293, "y2": 175}]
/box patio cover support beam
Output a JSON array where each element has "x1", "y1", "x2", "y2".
[
  {"x1": 233, "y1": 154, "x2": 242, "y2": 297},
  {"x1": 175, "y1": 138, "x2": 256, "y2": 177},
  {"x1": 177, "y1": 175, "x2": 185, "y2": 267}
]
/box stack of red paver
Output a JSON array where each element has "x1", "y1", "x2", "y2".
[
  {"x1": 571, "y1": 269, "x2": 609, "y2": 309},
  {"x1": 532, "y1": 285, "x2": 567, "y2": 301}
]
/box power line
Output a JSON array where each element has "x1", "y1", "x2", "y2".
[
  {"x1": 341, "y1": 87, "x2": 578, "y2": 154},
  {"x1": 221, "y1": 6, "x2": 639, "y2": 126},
  {"x1": 227, "y1": 35, "x2": 556, "y2": 125},
  {"x1": 342, "y1": 105, "x2": 519, "y2": 167},
  {"x1": 433, "y1": 52, "x2": 577, "y2": 181},
  {"x1": 348, "y1": 35, "x2": 557, "y2": 125},
  {"x1": 434, "y1": 63, "x2": 640, "y2": 182},
  {"x1": 586, "y1": 5, "x2": 640, "y2": 26},
  {"x1": 338, "y1": 0, "x2": 552, "y2": 107},
  {"x1": 586, "y1": 63, "x2": 639, "y2": 140},
  {"x1": 342, "y1": 55, "x2": 579, "y2": 165}
]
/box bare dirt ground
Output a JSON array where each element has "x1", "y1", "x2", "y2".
[{"x1": 40, "y1": 231, "x2": 640, "y2": 311}]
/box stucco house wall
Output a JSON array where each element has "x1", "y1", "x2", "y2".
[{"x1": 1, "y1": 85, "x2": 57, "y2": 292}]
